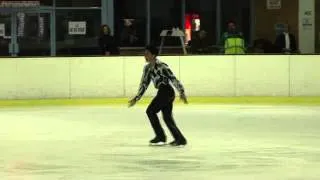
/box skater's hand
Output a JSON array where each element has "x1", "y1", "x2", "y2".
[
  {"x1": 180, "y1": 93, "x2": 188, "y2": 104},
  {"x1": 128, "y1": 98, "x2": 137, "y2": 107}
]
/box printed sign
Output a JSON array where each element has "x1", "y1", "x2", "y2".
[
  {"x1": 68, "y1": 21, "x2": 86, "y2": 35},
  {"x1": 304, "y1": 10, "x2": 312, "y2": 16},
  {"x1": 302, "y1": 18, "x2": 313, "y2": 30},
  {"x1": 0, "y1": 1, "x2": 40, "y2": 7},
  {"x1": 302, "y1": 10, "x2": 314, "y2": 30},
  {"x1": 267, "y1": 0, "x2": 281, "y2": 9},
  {"x1": 0, "y1": 24, "x2": 5, "y2": 37}
]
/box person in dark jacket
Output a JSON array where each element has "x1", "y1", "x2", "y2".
[
  {"x1": 189, "y1": 30, "x2": 210, "y2": 54},
  {"x1": 274, "y1": 27, "x2": 297, "y2": 54},
  {"x1": 98, "y1": 24, "x2": 119, "y2": 55}
]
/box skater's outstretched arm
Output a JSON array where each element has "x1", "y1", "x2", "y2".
[{"x1": 129, "y1": 65, "x2": 151, "y2": 107}]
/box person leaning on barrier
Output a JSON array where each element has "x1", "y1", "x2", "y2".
[
  {"x1": 220, "y1": 21, "x2": 246, "y2": 54},
  {"x1": 98, "y1": 24, "x2": 120, "y2": 56}
]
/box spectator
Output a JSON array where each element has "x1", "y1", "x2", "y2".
[
  {"x1": 220, "y1": 21, "x2": 246, "y2": 54},
  {"x1": 120, "y1": 19, "x2": 138, "y2": 46},
  {"x1": 274, "y1": 26, "x2": 297, "y2": 54},
  {"x1": 189, "y1": 30, "x2": 209, "y2": 54},
  {"x1": 98, "y1": 24, "x2": 119, "y2": 55}
]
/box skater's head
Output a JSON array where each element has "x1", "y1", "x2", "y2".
[{"x1": 144, "y1": 45, "x2": 158, "y2": 63}]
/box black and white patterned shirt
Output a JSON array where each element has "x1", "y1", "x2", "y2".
[{"x1": 134, "y1": 59, "x2": 185, "y2": 101}]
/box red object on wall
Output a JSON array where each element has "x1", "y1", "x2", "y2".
[
  {"x1": 185, "y1": 13, "x2": 200, "y2": 31},
  {"x1": 185, "y1": 14, "x2": 191, "y2": 30},
  {"x1": 184, "y1": 13, "x2": 200, "y2": 44}
]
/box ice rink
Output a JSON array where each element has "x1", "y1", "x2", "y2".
[{"x1": 0, "y1": 104, "x2": 320, "y2": 180}]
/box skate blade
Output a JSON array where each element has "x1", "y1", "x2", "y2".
[
  {"x1": 170, "y1": 145, "x2": 186, "y2": 148},
  {"x1": 149, "y1": 142, "x2": 166, "y2": 146},
  {"x1": 169, "y1": 143, "x2": 187, "y2": 147}
]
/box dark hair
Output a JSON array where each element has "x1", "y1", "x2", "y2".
[
  {"x1": 100, "y1": 24, "x2": 111, "y2": 36},
  {"x1": 145, "y1": 45, "x2": 158, "y2": 56}
]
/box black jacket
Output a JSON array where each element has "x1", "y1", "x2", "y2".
[
  {"x1": 98, "y1": 35, "x2": 119, "y2": 55},
  {"x1": 275, "y1": 33, "x2": 297, "y2": 53}
]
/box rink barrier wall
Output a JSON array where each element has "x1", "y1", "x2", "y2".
[
  {"x1": 1, "y1": 97, "x2": 320, "y2": 108},
  {"x1": 0, "y1": 55, "x2": 320, "y2": 106}
]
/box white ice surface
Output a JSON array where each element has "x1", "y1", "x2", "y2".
[{"x1": 0, "y1": 104, "x2": 320, "y2": 180}]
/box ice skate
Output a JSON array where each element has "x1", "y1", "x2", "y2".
[
  {"x1": 149, "y1": 137, "x2": 166, "y2": 146},
  {"x1": 169, "y1": 139, "x2": 187, "y2": 147}
]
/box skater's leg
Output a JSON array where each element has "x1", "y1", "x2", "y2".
[
  {"x1": 146, "y1": 96, "x2": 166, "y2": 140},
  {"x1": 161, "y1": 102, "x2": 186, "y2": 143}
]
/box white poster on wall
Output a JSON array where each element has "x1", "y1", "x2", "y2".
[
  {"x1": 267, "y1": 0, "x2": 281, "y2": 9},
  {"x1": 0, "y1": 24, "x2": 5, "y2": 37},
  {"x1": 299, "y1": 0, "x2": 315, "y2": 53},
  {"x1": 302, "y1": 10, "x2": 313, "y2": 30},
  {"x1": 68, "y1": 21, "x2": 86, "y2": 35}
]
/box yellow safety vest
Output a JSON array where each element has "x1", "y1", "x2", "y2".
[{"x1": 224, "y1": 36, "x2": 245, "y2": 54}]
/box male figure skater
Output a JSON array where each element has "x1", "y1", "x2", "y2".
[{"x1": 129, "y1": 45, "x2": 188, "y2": 146}]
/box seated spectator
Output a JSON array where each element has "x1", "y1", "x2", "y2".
[
  {"x1": 98, "y1": 24, "x2": 120, "y2": 55},
  {"x1": 189, "y1": 30, "x2": 210, "y2": 54}
]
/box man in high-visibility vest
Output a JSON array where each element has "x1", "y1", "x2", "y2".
[{"x1": 220, "y1": 21, "x2": 246, "y2": 54}]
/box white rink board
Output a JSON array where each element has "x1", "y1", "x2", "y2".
[
  {"x1": 180, "y1": 56, "x2": 235, "y2": 96},
  {"x1": 235, "y1": 55, "x2": 289, "y2": 96},
  {"x1": 290, "y1": 55, "x2": 320, "y2": 96},
  {"x1": 0, "y1": 55, "x2": 319, "y2": 99},
  {"x1": 0, "y1": 60, "x2": 17, "y2": 99},
  {"x1": 15, "y1": 58, "x2": 70, "y2": 99},
  {"x1": 70, "y1": 57, "x2": 124, "y2": 98}
]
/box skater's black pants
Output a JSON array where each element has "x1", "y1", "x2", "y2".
[{"x1": 146, "y1": 84, "x2": 186, "y2": 141}]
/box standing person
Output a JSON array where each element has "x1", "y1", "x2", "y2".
[
  {"x1": 220, "y1": 20, "x2": 246, "y2": 54},
  {"x1": 98, "y1": 24, "x2": 119, "y2": 55},
  {"x1": 274, "y1": 26, "x2": 297, "y2": 54},
  {"x1": 128, "y1": 45, "x2": 188, "y2": 147}
]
